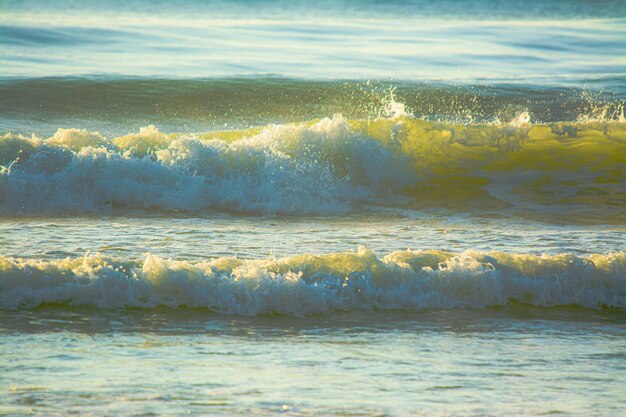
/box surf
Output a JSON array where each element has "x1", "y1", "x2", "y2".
[
  {"x1": 1, "y1": 247, "x2": 624, "y2": 314},
  {"x1": 1, "y1": 112, "x2": 625, "y2": 220}
]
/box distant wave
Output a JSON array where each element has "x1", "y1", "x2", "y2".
[
  {"x1": 1, "y1": 114, "x2": 625, "y2": 218},
  {"x1": 1, "y1": 248, "x2": 624, "y2": 314}
]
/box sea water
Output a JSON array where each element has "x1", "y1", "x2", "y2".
[{"x1": 1, "y1": 0, "x2": 625, "y2": 416}]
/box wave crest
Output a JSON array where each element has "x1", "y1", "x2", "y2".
[
  {"x1": 1, "y1": 115, "x2": 625, "y2": 216},
  {"x1": 0, "y1": 117, "x2": 415, "y2": 214},
  {"x1": 1, "y1": 248, "x2": 624, "y2": 315}
]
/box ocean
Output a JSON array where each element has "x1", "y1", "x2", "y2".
[{"x1": 1, "y1": 0, "x2": 625, "y2": 416}]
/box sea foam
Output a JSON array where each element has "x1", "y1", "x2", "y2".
[
  {"x1": 1, "y1": 115, "x2": 625, "y2": 216},
  {"x1": 1, "y1": 248, "x2": 624, "y2": 315},
  {"x1": 0, "y1": 117, "x2": 415, "y2": 214}
]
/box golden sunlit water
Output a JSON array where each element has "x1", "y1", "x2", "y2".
[{"x1": 1, "y1": 0, "x2": 625, "y2": 416}]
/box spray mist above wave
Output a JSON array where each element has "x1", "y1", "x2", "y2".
[
  {"x1": 0, "y1": 107, "x2": 625, "y2": 217},
  {"x1": 1, "y1": 247, "x2": 624, "y2": 314},
  {"x1": 3, "y1": 78, "x2": 625, "y2": 135}
]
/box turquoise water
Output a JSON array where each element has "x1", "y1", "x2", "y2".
[{"x1": 1, "y1": 0, "x2": 626, "y2": 416}]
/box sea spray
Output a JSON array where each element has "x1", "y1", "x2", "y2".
[{"x1": 1, "y1": 115, "x2": 624, "y2": 218}]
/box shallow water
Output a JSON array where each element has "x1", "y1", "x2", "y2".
[
  {"x1": 2, "y1": 308, "x2": 626, "y2": 417},
  {"x1": 2, "y1": 214, "x2": 625, "y2": 261},
  {"x1": 1, "y1": 0, "x2": 625, "y2": 416}
]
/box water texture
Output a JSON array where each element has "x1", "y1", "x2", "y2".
[{"x1": 1, "y1": 1, "x2": 625, "y2": 416}]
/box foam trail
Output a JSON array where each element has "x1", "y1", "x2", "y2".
[{"x1": 1, "y1": 248, "x2": 624, "y2": 315}]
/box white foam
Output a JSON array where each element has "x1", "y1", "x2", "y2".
[
  {"x1": 1, "y1": 115, "x2": 624, "y2": 216},
  {"x1": 0, "y1": 117, "x2": 415, "y2": 214},
  {"x1": 1, "y1": 248, "x2": 624, "y2": 315}
]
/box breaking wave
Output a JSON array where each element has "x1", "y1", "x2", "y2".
[
  {"x1": 1, "y1": 247, "x2": 624, "y2": 315},
  {"x1": 1, "y1": 113, "x2": 625, "y2": 217}
]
